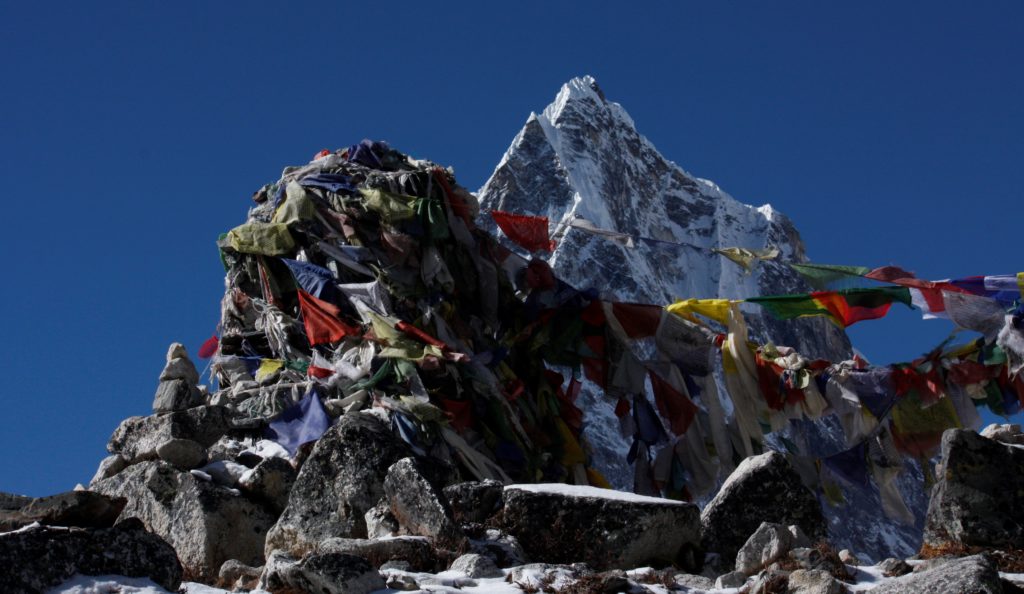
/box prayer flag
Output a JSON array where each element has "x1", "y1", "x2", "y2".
[
  {"x1": 266, "y1": 388, "x2": 332, "y2": 455},
  {"x1": 748, "y1": 287, "x2": 911, "y2": 328},
  {"x1": 282, "y1": 258, "x2": 337, "y2": 302},
  {"x1": 297, "y1": 289, "x2": 361, "y2": 346},
  {"x1": 490, "y1": 210, "x2": 555, "y2": 253},
  {"x1": 198, "y1": 335, "x2": 219, "y2": 359}
]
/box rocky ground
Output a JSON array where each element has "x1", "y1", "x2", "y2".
[{"x1": 3, "y1": 351, "x2": 1024, "y2": 593}]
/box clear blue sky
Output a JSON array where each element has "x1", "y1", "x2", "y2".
[{"x1": 1, "y1": 2, "x2": 1021, "y2": 496}]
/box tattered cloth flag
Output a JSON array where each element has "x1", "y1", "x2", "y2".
[
  {"x1": 567, "y1": 216, "x2": 635, "y2": 248},
  {"x1": 712, "y1": 246, "x2": 780, "y2": 273},
  {"x1": 748, "y1": 287, "x2": 912, "y2": 328},
  {"x1": 789, "y1": 263, "x2": 871, "y2": 290},
  {"x1": 296, "y1": 289, "x2": 361, "y2": 346},
  {"x1": 490, "y1": 210, "x2": 555, "y2": 253},
  {"x1": 282, "y1": 258, "x2": 338, "y2": 302},
  {"x1": 266, "y1": 387, "x2": 332, "y2": 455},
  {"x1": 197, "y1": 335, "x2": 219, "y2": 359}
]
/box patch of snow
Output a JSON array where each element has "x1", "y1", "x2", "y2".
[
  {"x1": 0, "y1": 520, "x2": 42, "y2": 536},
  {"x1": 506, "y1": 483, "x2": 684, "y2": 505},
  {"x1": 845, "y1": 564, "x2": 893, "y2": 592},
  {"x1": 242, "y1": 439, "x2": 289, "y2": 459},
  {"x1": 46, "y1": 575, "x2": 172, "y2": 594}
]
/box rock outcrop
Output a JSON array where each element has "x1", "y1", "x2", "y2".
[
  {"x1": 92, "y1": 460, "x2": 276, "y2": 581},
  {"x1": 0, "y1": 490, "x2": 125, "y2": 532},
  {"x1": 734, "y1": 521, "x2": 812, "y2": 575},
  {"x1": 383, "y1": 457, "x2": 464, "y2": 548},
  {"x1": 923, "y1": 429, "x2": 1024, "y2": 551},
  {"x1": 260, "y1": 550, "x2": 385, "y2": 594},
  {"x1": 106, "y1": 405, "x2": 231, "y2": 465},
  {"x1": 0, "y1": 518, "x2": 182, "y2": 593},
  {"x1": 501, "y1": 484, "x2": 702, "y2": 571},
  {"x1": 871, "y1": 554, "x2": 1003, "y2": 593},
  {"x1": 264, "y1": 412, "x2": 410, "y2": 557},
  {"x1": 701, "y1": 451, "x2": 826, "y2": 566}
]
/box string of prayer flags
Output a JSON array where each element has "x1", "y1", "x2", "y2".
[
  {"x1": 665, "y1": 298, "x2": 735, "y2": 326},
  {"x1": 567, "y1": 216, "x2": 636, "y2": 248},
  {"x1": 747, "y1": 287, "x2": 912, "y2": 328},
  {"x1": 490, "y1": 210, "x2": 556, "y2": 253},
  {"x1": 790, "y1": 263, "x2": 871, "y2": 290}
]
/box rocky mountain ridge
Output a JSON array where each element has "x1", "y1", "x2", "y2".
[{"x1": 478, "y1": 76, "x2": 926, "y2": 561}]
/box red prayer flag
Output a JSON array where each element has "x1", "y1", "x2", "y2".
[
  {"x1": 490, "y1": 210, "x2": 555, "y2": 253},
  {"x1": 297, "y1": 289, "x2": 361, "y2": 346},
  {"x1": 198, "y1": 335, "x2": 219, "y2": 359},
  {"x1": 648, "y1": 369, "x2": 699, "y2": 435},
  {"x1": 308, "y1": 365, "x2": 334, "y2": 379},
  {"x1": 611, "y1": 302, "x2": 662, "y2": 339},
  {"x1": 396, "y1": 320, "x2": 448, "y2": 350}
]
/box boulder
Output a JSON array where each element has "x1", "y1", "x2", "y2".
[
  {"x1": 260, "y1": 550, "x2": 385, "y2": 594},
  {"x1": 107, "y1": 405, "x2": 232, "y2": 464},
  {"x1": 364, "y1": 499, "x2": 400, "y2": 538},
  {"x1": 444, "y1": 479, "x2": 504, "y2": 525},
  {"x1": 878, "y1": 557, "x2": 912, "y2": 577},
  {"x1": 501, "y1": 483, "x2": 702, "y2": 571},
  {"x1": 787, "y1": 569, "x2": 842, "y2": 594},
  {"x1": 238, "y1": 456, "x2": 296, "y2": 514},
  {"x1": 0, "y1": 518, "x2": 182, "y2": 592},
  {"x1": 467, "y1": 528, "x2": 527, "y2": 568},
  {"x1": 838, "y1": 549, "x2": 860, "y2": 565},
  {"x1": 0, "y1": 490, "x2": 125, "y2": 532},
  {"x1": 924, "y1": 429, "x2": 1024, "y2": 551},
  {"x1": 715, "y1": 570, "x2": 748, "y2": 589},
  {"x1": 672, "y1": 572, "x2": 715, "y2": 590},
  {"x1": 980, "y1": 422, "x2": 1024, "y2": 445},
  {"x1": 701, "y1": 451, "x2": 826, "y2": 564},
  {"x1": 507, "y1": 563, "x2": 579, "y2": 591},
  {"x1": 871, "y1": 554, "x2": 1002, "y2": 593},
  {"x1": 160, "y1": 355, "x2": 200, "y2": 385},
  {"x1": 156, "y1": 438, "x2": 207, "y2": 470},
  {"x1": 383, "y1": 457, "x2": 463, "y2": 547},
  {"x1": 734, "y1": 522, "x2": 811, "y2": 575},
  {"x1": 90, "y1": 454, "x2": 128, "y2": 484},
  {"x1": 153, "y1": 378, "x2": 204, "y2": 413},
  {"x1": 747, "y1": 569, "x2": 790, "y2": 594},
  {"x1": 91, "y1": 460, "x2": 276, "y2": 582},
  {"x1": 450, "y1": 552, "x2": 503, "y2": 578},
  {"x1": 264, "y1": 412, "x2": 410, "y2": 557},
  {"x1": 317, "y1": 537, "x2": 438, "y2": 572},
  {"x1": 217, "y1": 559, "x2": 262, "y2": 591}
]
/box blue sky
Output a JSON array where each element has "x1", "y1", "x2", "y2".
[{"x1": 1, "y1": 2, "x2": 1021, "y2": 496}]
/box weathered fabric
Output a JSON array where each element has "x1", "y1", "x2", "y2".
[
  {"x1": 227, "y1": 222, "x2": 295, "y2": 256},
  {"x1": 490, "y1": 210, "x2": 554, "y2": 253},
  {"x1": 296, "y1": 289, "x2": 360, "y2": 346},
  {"x1": 712, "y1": 246, "x2": 780, "y2": 273}
]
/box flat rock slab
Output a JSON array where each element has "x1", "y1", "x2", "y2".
[
  {"x1": 0, "y1": 490, "x2": 125, "y2": 532},
  {"x1": 501, "y1": 483, "x2": 701, "y2": 571},
  {"x1": 701, "y1": 451, "x2": 826, "y2": 564},
  {"x1": 92, "y1": 460, "x2": 275, "y2": 582},
  {"x1": 317, "y1": 536, "x2": 439, "y2": 572},
  {"x1": 0, "y1": 518, "x2": 182, "y2": 592},
  {"x1": 871, "y1": 554, "x2": 1003, "y2": 594},
  {"x1": 924, "y1": 429, "x2": 1024, "y2": 550},
  {"x1": 261, "y1": 550, "x2": 385, "y2": 594}
]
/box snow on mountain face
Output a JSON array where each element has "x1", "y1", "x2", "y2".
[{"x1": 477, "y1": 76, "x2": 926, "y2": 561}]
